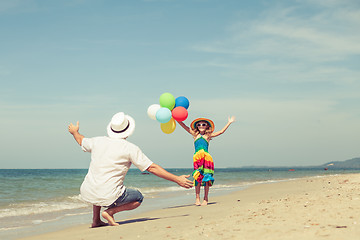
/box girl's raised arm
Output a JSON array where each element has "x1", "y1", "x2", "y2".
[
  {"x1": 177, "y1": 121, "x2": 194, "y2": 135},
  {"x1": 211, "y1": 116, "x2": 235, "y2": 138}
]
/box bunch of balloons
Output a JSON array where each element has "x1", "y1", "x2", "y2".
[{"x1": 147, "y1": 93, "x2": 190, "y2": 134}]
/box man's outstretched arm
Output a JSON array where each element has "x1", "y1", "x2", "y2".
[{"x1": 147, "y1": 163, "x2": 193, "y2": 189}]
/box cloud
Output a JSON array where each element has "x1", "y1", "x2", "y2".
[
  {"x1": 192, "y1": 1, "x2": 360, "y2": 82},
  {"x1": 199, "y1": 3, "x2": 360, "y2": 56},
  {"x1": 253, "y1": 23, "x2": 360, "y2": 58}
]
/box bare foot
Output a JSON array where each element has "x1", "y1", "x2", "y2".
[
  {"x1": 201, "y1": 200, "x2": 208, "y2": 206},
  {"x1": 101, "y1": 211, "x2": 120, "y2": 226},
  {"x1": 91, "y1": 220, "x2": 107, "y2": 228},
  {"x1": 195, "y1": 199, "x2": 201, "y2": 206}
]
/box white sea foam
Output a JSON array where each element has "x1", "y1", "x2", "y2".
[
  {"x1": 32, "y1": 220, "x2": 44, "y2": 225},
  {"x1": 0, "y1": 226, "x2": 23, "y2": 232},
  {"x1": 0, "y1": 195, "x2": 90, "y2": 219}
]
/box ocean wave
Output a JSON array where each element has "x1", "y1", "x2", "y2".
[
  {"x1": 0, "y1": 195, "x2": 90, "y2": 219},
  {"x1": 0, "y1": 226, "x2": 23, "y2": 232}
]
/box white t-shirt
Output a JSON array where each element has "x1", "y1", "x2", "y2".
[{"x1": 80, "y1": 136, "x2": 153, "y2": 206}]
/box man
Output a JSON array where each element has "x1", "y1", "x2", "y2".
[{"x1": 68, "y1": 112, "x2": 193, "y2": 227}]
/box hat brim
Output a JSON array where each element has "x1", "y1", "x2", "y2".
[
  {"x1": 107, "y1": 115, "x2": 135, "y2": 139},
  {"x1": 190, "y1": 118, "x2": 215, "y2": 132}
]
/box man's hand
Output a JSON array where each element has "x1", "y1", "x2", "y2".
[
  {"x1": 147, "y1": 164, "x2": 193, "y2": 189},
  {"x1": 68, "y1": 121, "x2": 84, "y2": 145},
  {"x1": 68, "y1": 121, "x2": 79, "y2": 135},
  {"x1": 176, "y1": 175, "x2": 193, "y2": 189}
]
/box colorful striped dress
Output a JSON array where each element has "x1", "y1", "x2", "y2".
[{"x1": 192, "y1": 135, "x2": 214, "y2": 186}]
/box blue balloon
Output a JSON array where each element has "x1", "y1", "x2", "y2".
[
  {"x1": 156, "y1": 108, "x2": 172, "y2": 123},
  {"x1": 175, "y1": 96, "x2": 190, "y2": 109}
]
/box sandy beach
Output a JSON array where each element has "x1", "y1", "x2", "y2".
[{"x1": 20, "y1": 173, "x2": 360, "y2": 240}]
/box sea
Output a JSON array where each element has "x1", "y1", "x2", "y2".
[{"x1": 1, "y1": 168, "x2": 360, "y2": 240}]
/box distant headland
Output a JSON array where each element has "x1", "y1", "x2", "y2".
[{"x1": 242, "y1": 157, "x2": 360, "y2": 170}]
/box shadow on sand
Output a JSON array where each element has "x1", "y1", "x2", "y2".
[
  {"x1": 164, "y1": 202, "x2": 217, "y2": 209},
  {"x1": 96, "y1": 203, "x2": 219, "y2": 227},
  {"x1": 115, "y1": 214, "x2": 190, "y2": 225}
]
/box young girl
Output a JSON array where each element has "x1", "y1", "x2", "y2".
[{"x1": 178, "y1": 116, "x2": 235, "y2": 206}]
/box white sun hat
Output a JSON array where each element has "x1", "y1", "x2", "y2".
[{"x1": 107, "y1": 112, "x2": 135, "y2": 139}]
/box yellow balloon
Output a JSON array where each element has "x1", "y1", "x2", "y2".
[{"x1": 160, "y1": 118, "x2": 176, "y2": 134}]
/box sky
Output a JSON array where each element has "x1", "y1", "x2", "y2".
[{"x1": 0, "y1": 0, "x2": 359, "y2": 169}]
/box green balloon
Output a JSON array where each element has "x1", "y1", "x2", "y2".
[{"x1": 159, "y1": 92, "x2": 175, "y2": 110}]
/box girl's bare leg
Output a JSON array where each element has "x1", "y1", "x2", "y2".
[
  {"x1": 201, "y1": 183, "x2": 210, "y2": 206},
  {"x1": 92, "y1": 205, "x2": 107, "y2": 228},
  {"x1": 102, "y1": 201, "x2": 141, "y2": 226},
  {"x1": 195, "y1": 184, "x2": 201, "y2": 206}
]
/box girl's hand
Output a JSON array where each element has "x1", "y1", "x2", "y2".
[{"x1": 228, "y1": 116, "x2": 235, "y2": 124}]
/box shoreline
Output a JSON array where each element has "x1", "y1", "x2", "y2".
[
  {"x1": 7, "y1": 182, "x2": 246, "y2": 240},
  {"x1": 19, "y1": 173, "x2": 360, "y2": 240}
]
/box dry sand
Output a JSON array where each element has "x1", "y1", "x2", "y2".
[{"x1": 20, "y1": 173, "x2": 360, "y2": 240}]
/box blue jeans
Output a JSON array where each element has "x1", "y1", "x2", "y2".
[{"x1": 106, "y1": 188, "x2": 144, "y2": 209}]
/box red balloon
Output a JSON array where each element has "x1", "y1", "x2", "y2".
[{"x1": 172, "y1": 106, "x2": 188, "y2": 121}]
